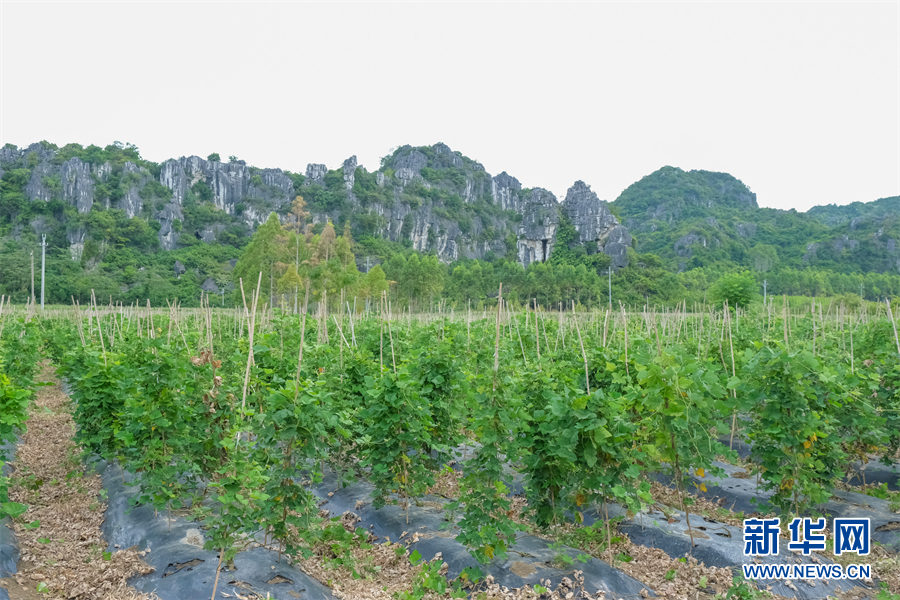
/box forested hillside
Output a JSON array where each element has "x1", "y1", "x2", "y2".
[{"x1": 1, "y1": 140, "x2": 899, "y2": 308}]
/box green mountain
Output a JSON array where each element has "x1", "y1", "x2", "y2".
[{"x1": 612, "y1": 166, "x2": 900, "y2": 276}]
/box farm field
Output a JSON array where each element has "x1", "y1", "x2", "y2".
[{"x1": 1, "y1": 292, "x2": 899, "y2": 600}]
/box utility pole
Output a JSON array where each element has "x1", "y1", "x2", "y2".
[
  {"x1": 365, "y1": 256, "x2": 371, "y2": 274},
  {"x1": 860, "y1": 283, "x2": 864, "y2": 300},
  {"x1": 763, "y1": 279, "x2": 767, "y2": 305},
  {"x1": 221, "y1": 288, "x2": 225, "y2": 307},
  {"x1": 30, "y1": 251, "x2": 35, "y2": 306},
  {"x1": 40, "y1": 234, "x2": 47, "y2": 310}
]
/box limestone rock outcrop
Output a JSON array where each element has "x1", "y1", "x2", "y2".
[
  {"x1": 119, "y1": 162, "x2": 150, "y2": 218},
  {"x1": 61, "y1": 158, "x2": 95, "y2": 213},
  {"x1": 158, "y1": 156, "x2": 295, "y2": 217},
  {"x1": 25, "y1": 161, "x2": 55, "y2": 203},
  {"x1": 517, "y1": 189, "x2": 559, "y2": 267},
  {"x1": 305, "y1": 163, "x2": 327, "y2": 182},
  {"x1": 67, "y1": 227, "x2": 86, "y2": 262},
  {"x1": 156, "y1": 203, "x2": 184, "y2": 251},
  {"x1": 160, "y1": 160, "x2": 188, "y2": 205},
  {"x1": 201, "y1": 278, "x2": 219, "y2": 293},
  {"x1": 491, "y1": 172, "x2": 522, "y2": 212},
  {"x1": 1, "y1": 141, "x2": 635, "y2": 270},
  {"x1": 342, "y1": 156, "x2": 357, "y2": 191},
  {"x1": 561, "y1": 181, "x2": 631, "y2": 268}
]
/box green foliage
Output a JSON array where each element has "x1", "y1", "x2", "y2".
[
  {"x1": 207, "y1": 153, "x2": 221, "y2": 162},
  {"x1": 139, "y1": 180, "x2": 172, "y2": 201},
  {"x1": 877, "y1": 582, "x2": 900, "y2": 600},
  {"x1": 709, "y1": 271, "x2": 758, "y2": 308},
  {"x1": 0, "y1": 320, "x2": 39, "y2": 519},
  {"x1": 360, "y1": 366, "x2": 437, "y2": 509},
  {"x1": 0, "y1": 168, "x2": 33, "y2": 222},
  {"x1": 520, "y1": 371, "x2": 651, "y2": 528},
  {"x1": 232, "y1": 213, "x2": 287, "y2": 305},
  {"x1": 615, "y1": 166, "x2": 757, "y2": 222},
  {"x1": 192, "y1": 181, "x2": 214, "y2": 204},
  {"x1": 353, "y1": 169, "x2": 394, "y2": 207},
  {"x1": 54, "y1": 142, "x2": 152, "y2": 171},
  {"x1": 34, "y1": 282, "x2": 900, "y2": 588},
  {"x1": 303, "y1": 181, "x2": 347, "y2": 213},
  {"x1": 284, "y1": 171, "x2": 306, "y2": 190},
  {"x1": 396, "y1": 551, "x2": 467, "y2": 599},
  {"x1": 808, "y1": 196, "x2": 900, "y2": 226},
  {"x1": 635, "y1": 344, "x2": 736, "y2": 508},
  {"x1": 399, "y1": 254, "x2": 444, "y2": 301},
  {"x1": 450, "y1": 366, "x2": 524, "y2": 563},
  {"x1": 716, "y1": 577, "x2": 771, "y2": 599},
  {"x1": 739, "y1": 344, "x2": 849, "y2": 515}
]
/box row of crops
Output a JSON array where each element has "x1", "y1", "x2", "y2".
[
  {"x1": 2, "y1": 293, "x2": 899, "y2": 596},
  {"x1": 0, "y1": 309, "x2": 41, "y2": 521}
]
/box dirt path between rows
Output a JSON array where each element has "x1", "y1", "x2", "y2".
[{"x1": 0, "y1": 363, "x2": 153, "y2": 600}]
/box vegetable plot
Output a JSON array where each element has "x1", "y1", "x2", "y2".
[{"x1": 15, "y1": 294, "x2": 900, "y2": 596}]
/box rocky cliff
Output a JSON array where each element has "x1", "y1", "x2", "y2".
[
  {"x1": 1, "y1": 140, "x2": 631, "y2": 268},
  {"x1": 294, "y1": 142, "x2": 630, "y2": 267},
  {"x1": 6, "y1": 140, "x2": 900, "y2": 284}
]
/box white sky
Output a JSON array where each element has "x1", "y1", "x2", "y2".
[{"x1": 1, "y1": 2, "x2": 898, "y2": 212}]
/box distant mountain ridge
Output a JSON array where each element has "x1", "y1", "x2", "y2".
[
  {"x1": 0, "y1": 141, "x2": 631, "y2": 269},
  {"x1": 611, "y1": 166, "x2": 900, "y2": 275},
  {"x1": 1, "y1": 139, "x2": 899, "y2": 285}
]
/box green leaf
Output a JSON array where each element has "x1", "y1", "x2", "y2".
[
  {"x1": 1, "y1": 502, "x2": 28, "y2": 519},
  {"x1": 409, "y1": 549, "x2": 422, "y2": 564}
]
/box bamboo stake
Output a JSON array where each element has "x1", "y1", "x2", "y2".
[
  {"x1": 886, "y1": 299, "x2": 900, "y2": 359},
  {"x1": 534, "y1": 299, "x2": 540, "y2": 368},
  {"x1": 602, "y1": 308, "x2": 609, "y2": 349},
  {"x1": 346, "y1": 301, "x2": 357, "y2": 346},
  {"x1": 92, "y1": 290, "x2": 108, "y2": 366},
  {"x1": 241, "y1": 272, "x2": 263, "y2": 416},
  {"x1": 379, "y1": 293, "x2": 384, "y2": 371},
  {"x1": 493, "y1": 284, "x2": 502, "y2": 391},
  {"x1": 512, "y1": 307, "x2": 527, "y2": 365},
  {"x1": 783, "y1": 295, "x2": 788, "y2": 347},
  {"x1": 294, "y1": 282, "x2": 310, "y2": 398},
  {"x1": 620, "y1": 301, "x2": 630, "y2": 377},
  {"x1": 387, "y1": 297, "x2": 397, "y2": 375},
  {"x1": 725, "y1": 301, "x2": 738, "y2": 449},
  {"x1": 573, "y1": 301, "x2": 590, "y2": 395}
]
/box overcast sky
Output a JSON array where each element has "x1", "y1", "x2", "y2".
[{"x1": 1, "y1": 2, "x2": 897, "y2": 212}]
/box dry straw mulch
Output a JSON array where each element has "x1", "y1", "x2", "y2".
[{"x1": 0, "y1": 364, "x2": 156, "y2": 600}]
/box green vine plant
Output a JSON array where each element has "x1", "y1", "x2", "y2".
[
  {"x1": 634, "y1": 343, "x2": 736, "y2": 544},
  {"x1": 0, "y1": 319, "x2": 40, "y2": 520},
  {"x1": 739, "y1": 342, "x2": 849, "y2": 516},
  {"x1": 360, "y1": 365, "x2": 436, "y2": 521}
]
